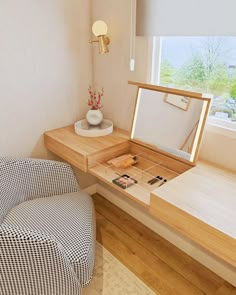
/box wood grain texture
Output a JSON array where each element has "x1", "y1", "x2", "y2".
[
  {"x1": 44, "y1": 134, "x2": 87, "y2": 171},
  {"x1": 45, "y1": 125, "x2": 129, "y2": 155},
  {"x1": 150, "y1": 160, "x2": 236, "y2": 270},
  {"x1": 151, "y1": 161, "x2": 236, "y2": 239},
  {"x1": 89, "y1": 164, "x2": 151, "y2": 207},
  {"x1": 130, "y1": 142, "x2": 192, "y2": 173},
  {"x1": 128, "y1": 80, "x2": 212, "y2": 101},
  {"x1": 192, "y1": 100, "x2": 211, "y2": 163},
  {"x1": 87, "y1": 141, "x2": 130, "y2": 168},
  {"x1": 214, "y1": 283, "x2": 236, "y2": 295},
  {"x1": 44, "y1": 125, "x2": 129, "y2": 172},
  {"x1": 150, "y1": 194, "x2": 236, "y2": 268},
  {"x1": 93, "y1": 193, "x2": 236, "y2": 295},
  {"x1": 89, "y1": 143, "x2": 187, "y2": 206},
  {"x1": 96, "y1": 212, "x2": 203, "y2": 295}
]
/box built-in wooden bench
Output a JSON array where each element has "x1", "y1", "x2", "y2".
[{"x1": 150, "y1": 161, "x2": 236, "y2": 269}]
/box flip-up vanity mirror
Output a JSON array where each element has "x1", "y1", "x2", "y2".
[
  {"x1": 88, "y1": 81, "x2": 211, "y2": 206},
  {"x1": 130, "y1": 81, "x2": 211, "y2": 164}
]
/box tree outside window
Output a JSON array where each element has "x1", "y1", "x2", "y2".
[{"x1": 159, "y1": 37, "x2": 236, "y2": 126}]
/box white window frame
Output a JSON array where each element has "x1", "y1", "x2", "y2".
[{"x1": 148, "y1": 36, "x2": 236, "y2": 137}]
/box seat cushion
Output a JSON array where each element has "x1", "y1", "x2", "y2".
[{"x1": 2, "y1": 192, "x2": 95, "y2": 287}]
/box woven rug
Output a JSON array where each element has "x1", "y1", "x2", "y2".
[{"x1": 83, "y1": 242, "x2": 155, "y2": 295}]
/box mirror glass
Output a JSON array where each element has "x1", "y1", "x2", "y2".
[{"x1": 131, "y1": 87, "x2": 210, "y2": 163}]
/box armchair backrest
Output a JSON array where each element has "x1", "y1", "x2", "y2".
[
  {"x1": 0, "y1": 158, "x2": 23, "y2": 223},
  {"x1": 0, "y1": 157, "x2": 80, "y2": 223}
]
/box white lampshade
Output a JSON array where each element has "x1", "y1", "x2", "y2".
[{"x1": 92, "y1": 20, "x2": 108, "y2": 37}]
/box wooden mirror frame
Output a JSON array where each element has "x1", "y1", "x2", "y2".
[{"x1": 128, "y1": 81, "x2": 212, "y2": 165}]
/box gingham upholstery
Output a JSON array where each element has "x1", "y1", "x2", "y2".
[
  {"x1": 0, "y1": 225, "x2": 82, "y2": 295},
  {"x1": 0, "y1": 157, "x2": 80, "y2": 223},
  {"x1": 2, "y1": 192, "x2": 96, "y2": 287},
  {"x1": 0, "y1": 157, "x2": 96, "y2": 295}
]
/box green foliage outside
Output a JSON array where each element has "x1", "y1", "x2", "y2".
[
  {"x1": 175, "y1": 55, "x2": 206, "y2": 91},
  {"x1": 160, "y1": 56, "x2": 229, "y2": 95},
  {"x1": 207, "y1": 64, "x2": 228, "y2": 95},
  {"x1": 159, "y1": 38, "x2": 236, "y2": 120},
  {"x1": 230, "y1": 78, "x2": 236, "y2": 99},
  {"x1": 160, "y1": 60, "x2": 175, "y2": 85}
]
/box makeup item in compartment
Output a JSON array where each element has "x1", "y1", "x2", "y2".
[
  {"x1": 148, "y1": 175, "x2": 163, "y2": 185},
  {"x1": 159, "y1": 179, "x2": 167, "y2": 187},
  {"x1": 107, "y1": 154, "x2": 137, "y2": 168},
  {"x1": 112, "y1": 174, "x2": 137, "y2": 189}
]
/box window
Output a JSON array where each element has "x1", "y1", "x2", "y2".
[{"x1": 153, "y1": 37, "x2": 236, "y2": 130}]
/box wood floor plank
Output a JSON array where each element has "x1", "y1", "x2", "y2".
[
  {"x1": 93, "y1": 193, "x2": 236, "y2": 295},
  {"x1": 214, "y1": 282, "x2": 236, "y2": 295},
  {"x1": 96, "y1": 211, "x2": 205, "y2": 295},
  {"x1": 92, "y1": 194, "x2": 223, "y2": 294}
]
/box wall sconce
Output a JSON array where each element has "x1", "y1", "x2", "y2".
[{"x1": 89, "y1": 20, "x2": 110, "y2": 54}]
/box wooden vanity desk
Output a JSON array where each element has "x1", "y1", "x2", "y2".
[
  {"x1": 44, "y1": 82, "x2": 235, "y2": 272},
  {"x1": 44, "y1": 124, "x2": 236, "y2": 270}
]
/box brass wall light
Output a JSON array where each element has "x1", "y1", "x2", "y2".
[{"x1": 89, "y1": 20, "x2": 110, "y2": 54}]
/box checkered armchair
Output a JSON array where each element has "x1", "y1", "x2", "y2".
[{"x1": 0, "y1": 158, "x2": 96, "y2": 295}]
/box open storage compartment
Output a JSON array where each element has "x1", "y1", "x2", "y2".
[
  {"x1": 88, "y1": 142, "x2": 191, "y2": 206},
  {"x1": 89, "y1": 81, "x2": 210, "y2": 206}
]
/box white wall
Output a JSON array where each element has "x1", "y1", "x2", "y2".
[
  {"x1": 91, "y1": 0, "x2": 150, "y2": 130},
  {"x1": 200, "y1": 124, "x2": 236, "y2": 171},
  {"x1": 0, "y1": 0, "x2": 93, "y2": 159}
]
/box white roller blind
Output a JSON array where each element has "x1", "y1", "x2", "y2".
[{"x1": 136, "y1": 0, "x2": 236, "y2": 36}]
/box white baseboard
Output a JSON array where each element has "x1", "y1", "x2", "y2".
[{"x1": 94, "y1": 183, "x2": 236, "y2": 287}]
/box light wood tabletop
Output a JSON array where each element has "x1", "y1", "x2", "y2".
[
  {"x1": 152, "y1": 161, "x2": 236, "y2": 238},
  {"x1": 150, "y1": 161, "x2": 236, "y2": 268},
  {"x1": 44, "y1": 125, "x2": 129, "y2": 172},
  {"x1": 45, "y1": 125, "x2": 129, "y2": 156}
]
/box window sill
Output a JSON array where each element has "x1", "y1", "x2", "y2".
[{"x1": 206, "y1": 117, "x2": 236, "y2": 139}]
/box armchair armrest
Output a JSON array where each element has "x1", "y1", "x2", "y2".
[
  {"x1": 0, "y1": 224, "x2": 81, "y2": 295},
  {"x1": 0, "y1": 157, "x2": 80, "y2": 221}
]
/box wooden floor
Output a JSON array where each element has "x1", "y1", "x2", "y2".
[{"x1": 92, "y1": 193, "x2": 236, "y2": 295}]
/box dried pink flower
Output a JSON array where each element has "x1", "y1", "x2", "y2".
[{"x1": 87, "y1": 86, "x2": 104, "y2": 110}]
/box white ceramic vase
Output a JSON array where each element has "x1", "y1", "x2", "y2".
[{"x1": 86, "y1": 109, "x2": 103, "y2": 126}]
